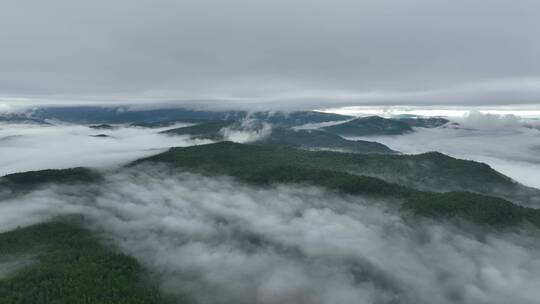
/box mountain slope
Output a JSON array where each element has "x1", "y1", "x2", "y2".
[
  {"x1": 322, "y1": 116, "x2": 414, "y2": 136},
  {"x1": 136, "y1": 142, "x2": 513, "y2": 195},
  {"x1": 160, "y1": 120, "x2": 234, "y2": 139},
  {"x1": 1, "y1": 142, "x2": 539, "y2": 229},
  {"x1": 134, "y1": 142, "x2": 540, "y2": 228},
  {"x1": 162, "y1": 121, "x2": 397, "y2": 154},
  {"x1": 0, "y1": 220, "x2": 168, "y2": 304},
  {"x1": 29, "y1": 107, "x2": 352, "y2": 126},
  {"x1": 397, "y1": 117, "x2": 450, "y2": 128},
  {"x1": 137, "y1": 142, "x2": 540, "y2": 207},
  {"x1": 256, "y1": 128, "x2": 397, "y2": 154},
  {"x1": 0, "y1": 167, "x2": 101, "y2": 197},
  {"x1": 321, "y1": 116, "x2": 453, "y2": 137}
]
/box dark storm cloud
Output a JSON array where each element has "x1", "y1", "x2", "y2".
[{"x1": 1, "y1": 0, "x2": 539, "y2": 106}]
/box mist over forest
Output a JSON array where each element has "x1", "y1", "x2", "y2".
[
  {"x1": 1, "y1": 0, "x2": 540, "y2": 302},
  {"x1": 0, "y1": 106, "x2": 539, "y2": 304}
]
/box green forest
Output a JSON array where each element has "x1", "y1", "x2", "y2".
[
  {"x1": 2, "y1": 141, "x2": 540, "y2": 303},
  {"x1": 0, "y1": 220, "x2": 172, "y2": 304},
  {"x1": 135, "y1": 142, "x2": 540, "y2": 229}
]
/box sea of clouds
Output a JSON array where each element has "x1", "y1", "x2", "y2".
[
  {"x1": 1, "y1": 111, "x2": 540, "y2": 303},
  {"x1": 0, "y1": 167, "x2": 539, "y2": 304},
  {"x1": 0, "y1": 122, "x2": 211, "y2": 175}
]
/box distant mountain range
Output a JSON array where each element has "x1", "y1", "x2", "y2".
[
  {"x1": 322, "y1": 116, "x2": 450, "y2": 137},
  {"x1": 158, "y1": 115, "x2": 451, "y2": 153},
  {"x1": 25, "y1": 106, "x2": 353, "y2": 126},
  {"x1": 3, "y1": 107, "x2": 453, "y2": 140},
  {"x1": 161, "y1": 120, "x2": 234, "y2": 139},
  {"x1": 161, "y1": 120, "x2": 397, "y2": 154}
]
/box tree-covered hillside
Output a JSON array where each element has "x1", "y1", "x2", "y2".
[
  {"x1": 2, "y1": 141, "x2": 540, "y2": 303},
  {"x1": 2, "y1": 142, "x2": 538, "y2": 229},
  {"x1": 322, "y1": 116, "x2": 452, "y2": 136},
  {"x1": 397, "y1": 117, "x2": 450, "y2": 128},
  {"x1": 0, "y1": 168, "x2": 101, "y2": 197},
  {"x1": 256, "y1": 128, "x2": 397, "y2": 154},
  {"x1": 160, "y1": 120, "x2": 234, "y2": 139},
  {"x1": 0, "y1": 220, "x2": 171, "y2": 304},
  {"x1": 161, "y1": 121, "x2": 397, "y2": 154},
  {"x1": 27, "y1": 107, "x2": 352, "y2": 126},
  {"x1": 134, "y1": 142, "x2": 540, "y2": 228},
  {"x1": 322, "y1": 116, "x2": 414, "y2": 136},
  {"x1": 136, "y1": 142, "x2": 515, "y2": 197}
]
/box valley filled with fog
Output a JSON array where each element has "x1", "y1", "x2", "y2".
[
  {"x1": 2, "y1": 110, "x2": 538, "y2": 190},
  {"x1": 0, "y1": 122, "x2": 210, "y2": 175},
  {"x1": 2, "y1": 166, "x2": 540, "y2": 304},
  {"x1": 1, "y1": 1, "x2": 539, "y2": 302},
  {"x1": 1, "y1": 108, "x2": 540, "y2": 304}
]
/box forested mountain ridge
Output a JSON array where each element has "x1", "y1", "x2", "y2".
[
  {"x1": 161, "y1": 121, "x2": 397, "y2": 154},
  {"x1": 256, "y1": 128, "x2": 397, "y2": 154},
  {"x1": 160, "y1": 120, "x2": 234, "y2": 139},
  {"x1": 1, "y1": 141, "x2": 538, "y2": 229},
  {"x1": 132, "y1": 142, "x2": 540, "y2": 228},
  {"x1": 0, "y1": 168, "x2": 101, "y2": 197},
  {"x1": 136, "y1": 142, "x2": 517, "y2": 198},
  {"x1": 26, "y1": 107, "x2": 352, "y2": 126},
  {"x1": 322, "y1": 116, "x2": 451, "y2": 136},
  {"x1": 322, "y1": 116, "x2": 414, "y2": 136}
]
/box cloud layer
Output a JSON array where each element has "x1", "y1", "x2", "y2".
[
  {"x1": 1, "y1": 0, "x2": 539, "y2": 106},
  {"x1": 1, "y1": 167, "x2": 540, "y2": 304}
]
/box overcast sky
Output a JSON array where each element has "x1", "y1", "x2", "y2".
[{"x1": 1, "y1": 0, "x2": 540, "y2": 108}]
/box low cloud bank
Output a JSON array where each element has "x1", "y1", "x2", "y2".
[
  {"x1": 0, "y1": 123, "x2": 211, "y2": 175},
  {"x1": 456, "y1": 111, "x2": 527, "y2": 131},
  {"x1": 1, "y1": 167, "x2": 539, "y2": 304}
]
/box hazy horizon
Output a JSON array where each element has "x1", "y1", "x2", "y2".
[{"x1": 1, "y1": 0, "x2": 539, "y2": 108}]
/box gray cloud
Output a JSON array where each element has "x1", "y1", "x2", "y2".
[
  {"x1": 1, "y1": 0, "x2": 539, "y2": 107},
  {"x1": 1, "y1": 167, "x2": 540, "y2": 304}
]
